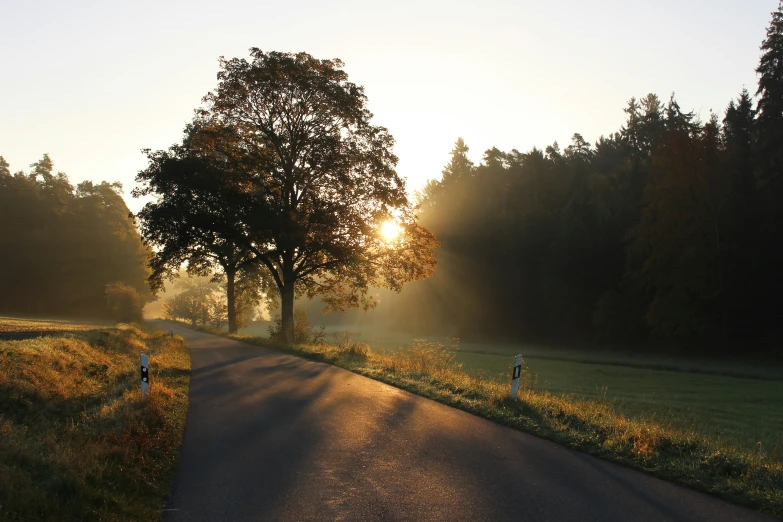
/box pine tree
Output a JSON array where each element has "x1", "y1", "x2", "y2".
[
  {"x1": 723, "y1": 89, "x2": 756, "y2": 205},
  {"x1": 418, "y1": 138, "x2": 476, "y2": 228},
  {"x1": 721, "y1": 90, "x2": 764, "y2": 337},
  {"x1": 756, "y1": 1, "x2": 783, "y2": 185},
  {"x1": 753, "y1": 2, "x2": 783, "y2": 343},
  {"x1": 440, "y1": 137, "x2": 475, "y2": 186}
]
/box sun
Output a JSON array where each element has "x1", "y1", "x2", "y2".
[{"x1": 380, "y1": 220, "x2": 401, "y2": 241}]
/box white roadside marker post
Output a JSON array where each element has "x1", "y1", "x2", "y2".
[
  {"x1": 510, "y1": 354, "x2": 523, "y2": 400},
  {"x1": 140, "y1": 353, "x2": 149, "y2": 396}
]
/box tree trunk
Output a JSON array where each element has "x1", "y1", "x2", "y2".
[
  {"x1": 281, "y1": 282, "x2": 295, "y2": 345},
  {"x1": 227, "y1": 270, "x2": 237, "y2": 334}
]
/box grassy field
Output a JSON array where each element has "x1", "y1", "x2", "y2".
[
  {"x1": 223, "y1": 320, "x2": 783, "y2": 516},
  {"x1": 454, "y1": 350, "x2": 783, "y2": 455},
  {"x1": 0, "y1": 316, "x2": 190, "y2": 521}
]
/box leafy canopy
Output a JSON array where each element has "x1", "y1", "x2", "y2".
[{"x1": 186, "y1": 49, "x2": 437, "y2": 310}]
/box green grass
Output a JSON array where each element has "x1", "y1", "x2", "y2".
[
  {"x1": 455, "y1": 351, "x2": 783, "y2": 454},
  {"x1": 194, "y1": 320, "x2": 783, "y2": 518},
  {"x1": 0, "y1": 316, "x2": 190, "y2": 521}
]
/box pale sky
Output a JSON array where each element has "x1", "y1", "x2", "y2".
[{"x1": 0, "y1": 0, "x2": 776, "y2": 213}]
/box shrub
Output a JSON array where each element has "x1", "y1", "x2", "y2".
[
  {"x1": 384, "y1": 338, "x2": 461, "y2": 375},
  {"x1": 207, "y1": 293, "x2": 228, "y2": 330},
  {"x1": 163, "y1": 292, "x2": 208, "y2": 326},
  {"x1": 333, "y1": 332, "x2": 370, "y2": 357},
  {"x1": 105, "y1": 281, "x2": 143, "y2": 323}
]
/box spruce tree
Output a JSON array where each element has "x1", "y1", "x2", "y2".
[
  {"x1": 754, "y1": 2, "x2": 783, "y2": 343},
  {"x1": 756, "y1": 1, "x2": 783, "y2": 184},
  {"x1": 723, "y1": 89, "x2": 756, "y2": 204},
  {"x1": 440, "y1": 137, "x2": 475, "y2": 186}
]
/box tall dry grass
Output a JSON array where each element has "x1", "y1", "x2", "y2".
[{"x1": 0, "y1": 321, "x2": 190, "y2": 521}]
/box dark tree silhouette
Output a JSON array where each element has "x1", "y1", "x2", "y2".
[
  {"x1": 134, "y1": 153, "x2": 258, "y2": 333},
  {"x1": 136, "y1": 50, "x2": 438, "y2": 343},
  {"x1": 756, "y1": 1, "x2": 783, "y2": 186},
  {"x1": 752, "y1": 1, "x2": 783, "y2": 341}
]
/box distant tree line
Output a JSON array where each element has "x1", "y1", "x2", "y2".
[
  {"x1": 0, "y1": 155, "x2": 152, "y2": 318},
  {"x1": 393, "y1": 4, "x2": 783, "y2": 353}
]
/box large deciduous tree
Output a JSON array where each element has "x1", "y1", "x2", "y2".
[
  {"x1": 136, "y1": 49, "x2": 437, "y2": 343},
  {"x1": 134, "y1": 151, "x2": 258, "y2": 333}
]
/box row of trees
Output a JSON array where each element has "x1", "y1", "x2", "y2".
[
  {"x1": 0, "y1": 155, "x2": 152, "y2": 317},
  {"x1": 392, "y1": 3, "x2": 783, "y2": 351}
]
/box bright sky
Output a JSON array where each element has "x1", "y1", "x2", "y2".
[{"x1": 0, "y1": 0, "x2": 776, "y2": 213}]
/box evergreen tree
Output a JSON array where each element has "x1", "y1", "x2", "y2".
[
  {"x1": 753, "y1": 2, "x2": 783, "y2": 344},
  {"x1": 756, "y1": 1, "x2": 783, "y2": 185},
  {"x1": 721, "y1": 91, "x2": 764, "y2": 338},
  {"x1": 441, "y1": 137, "x2": 474, "y2": 186},
  {"x1": 723, "y1": 89, "x2": 756, "y2": 201}
]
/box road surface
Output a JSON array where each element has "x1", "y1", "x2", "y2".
[{"x1": 159, "y1": 321, "x2": 773, "y2": 522}]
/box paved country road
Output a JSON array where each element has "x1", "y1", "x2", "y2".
[{"x1": 158, "y1": 321, "x2": 775, "y2": 522}]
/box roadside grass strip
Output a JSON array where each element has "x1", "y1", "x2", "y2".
[
  {"x1": 181, "y1": 322, "x2": 783, "y2": 519},
  {"x1": 0, "y1": 319, "x2": 190, "y2": 521}
]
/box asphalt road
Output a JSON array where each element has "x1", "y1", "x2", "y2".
[{"x1": 159, "y1": 321, "x2": 774, "y2": 522}]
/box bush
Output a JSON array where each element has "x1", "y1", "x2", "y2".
[
  {"x1": 163, "y1": 292, "x2": 208, "y2": 326},
  {"x1": 384, "y1": 339, "x2": 461, "y2": 375},
  {"x1": 333, "y1": 332, "x2": 370, "y2": 357},
  {"x1": 207, "y1": 293, "x2": 228, "y2": 330},
  {"x1": 267, "y1": 307, "x2": 325, "y2": 344},
  {"x1": 105, "y1": 281, "x2": 143, "y2": 323}
]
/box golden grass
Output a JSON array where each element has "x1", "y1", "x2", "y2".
[
  {"x1": 0, "y1": 315, "x2": 109, "y2": 335},
  {"x1": 0, "y1": 318, "x2": 190, "y2": 521}
]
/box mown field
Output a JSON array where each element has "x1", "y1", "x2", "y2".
[
  {"x1": 242, "y1": 321, "x2": 783, "y2": 455},
  {"x1": 453, "y1": 346, "x2": 783, "y2": 455},
  {"x1": 0, "y1": 316, "x2": 190, "y2": 521}
]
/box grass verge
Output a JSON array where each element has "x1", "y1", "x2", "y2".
[
  {"x1": 177, "y1": 320, "x2": 782, "y2": 518},
  {"x1": 0, "y1": 318, "x2": 190, "y2": 521}
]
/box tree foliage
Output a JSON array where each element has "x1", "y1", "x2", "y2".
[
  {"x1": 756, "y1": 1, "x2": 783, "y2": 186},
  {"x1": 0, "y1": 155, "x2": 152, "y2": 317},
  {"x1": 134, "y1": 151, "x2": 258, "y2": 333},
  {"x1": 394, "y1": 5, "x2": 783, "y2": 353},
  {"x1": 162, "y1": 275, "x2": 261, "y2": 329},
  {"x1": 136, "y1": 49, "x2": 438, "y2": 343},
  {"x1": 105, "y1": 281, "x2": 144, "y2": 323}
]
